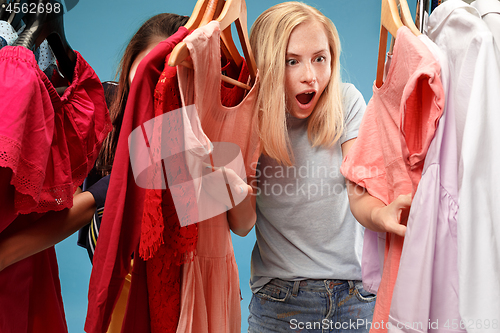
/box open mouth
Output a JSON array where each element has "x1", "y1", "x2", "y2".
[{"x1": 296, "y1": 91, "x2": 315, "y2": 106}]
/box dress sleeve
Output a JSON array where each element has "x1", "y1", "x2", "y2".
[
  {"x1": 0, "y1": 46, "x2": 54, "y2": 217},
  {"x1": 400, "y1": 69, "x2": 444, "y2": 171}
]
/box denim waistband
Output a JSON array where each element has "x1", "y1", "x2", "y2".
[{"x1": 268, "y1": 278, "x2": 359, "y2": 295}]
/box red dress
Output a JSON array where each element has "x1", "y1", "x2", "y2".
[
  {"x1": 85, "y1": 27, "x2": 189, "y2": 333},
  {"x1": 0, "y1": 45, "x2": 111, "y2": 231},
  {"x1": 0, "y1": 45, "x2": 111, "y2": 333}
]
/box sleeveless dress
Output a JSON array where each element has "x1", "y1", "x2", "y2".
[{"x1": 175, "y1": 21, "x2": 260, "y2": 333}]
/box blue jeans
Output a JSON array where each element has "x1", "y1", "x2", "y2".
[{"x1": 248, "y1": 279, "x2": 376, "y2": 333}]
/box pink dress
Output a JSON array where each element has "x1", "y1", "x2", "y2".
[
  {"x1": 175, "y1": 21, "x2": 260, "y2": 333},
  {"x1": 340, "y1": 27, "x2": 444, "y2": 333}
]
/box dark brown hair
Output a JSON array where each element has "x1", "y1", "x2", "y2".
[{"x1": 96, "y1": 13, "x2": 189, "y2": 176}]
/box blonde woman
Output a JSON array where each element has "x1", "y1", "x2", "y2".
[{"x1": 243, "y1": 2, "x2": 395, "y2": 332}]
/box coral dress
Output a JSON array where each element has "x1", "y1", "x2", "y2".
[{"x1": 175, "y1": 21, "x2": 260, "y2": 333}]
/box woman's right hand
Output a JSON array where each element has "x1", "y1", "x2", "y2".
[{"x1": 201, "y1": 165, "x2": 252, "y2": 208}]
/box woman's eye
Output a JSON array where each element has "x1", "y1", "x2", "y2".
[
  {"x1": 286, "y1": 59, "x2": 298, "y2": 66},
  {"x1": 315, "y1": 56, "x2": 326, "y2": 62}
]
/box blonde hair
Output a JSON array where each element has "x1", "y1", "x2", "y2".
[{"x1": 250, "y1": 1, "x2": 344, "y2": 166}]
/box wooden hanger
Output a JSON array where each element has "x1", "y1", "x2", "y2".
[
  {"x1": 173, "y1": 0, "x2": 245, "y2": 88},
  {"x1": 207, "y1": 0, "x2": 243, "y2": 72},
  {"x1": 216, "y1": 0, "x2": 256, "y2": 80},
  {"x1": 376, "y1": 0, "x2": 404, "y2": 88},
  {"x1": 198, "y1": 0, "x2": 219, "y2": 26},
  {"x1": 398, "y1": 0, "x2": 422, "y2": 36},
  {"x1": 169, "y1": 0, "x2": 256, "y2": 90},
  {"x1": 216, "y1": 0, "x2": 243, "y2": 69},
  {"x1": 183, "y1": 0, "x2": 211, "y2": 31},
  {"x1": 389, "y1": 0, "x2": 421, "y2": 54},
  {"x1": 172, "y1": 0, "x2": 217, "y2": 68},
  {"x1": 184, "y1": 0, "x2": 247, "y2": 88}
]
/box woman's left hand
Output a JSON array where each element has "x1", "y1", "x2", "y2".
[{"x1": 371, "y1": 193, "x2": 412, "y2": 237}]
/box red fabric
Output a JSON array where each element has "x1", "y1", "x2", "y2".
[
  {"x1": 142, "y1": 56, "x2": 250, "y2": 333},
  {"x1": 139, "y1": 64, "x2": 197, "y2": 262},
  {"x1": 340, "y1": 27, "x2": 444, "y2": 333},
  {"x1": 121, "y1": 255, "x2": 150, "y2": 333},
  {"x1": 0, "y1": 46, "x2": 111, "y2": 232},
  {"x1": 0, "y1": 46, "x2": 110, "y2": 333},
  {"x1": 0, "y1": 247, "x2": 68, "y2": 333},
  {"x1": 141, "y1": 60, "x2": 197, "y2": 333},
  {"x1": 84, "y1": 27, "x2": 189, "y2": 333}
]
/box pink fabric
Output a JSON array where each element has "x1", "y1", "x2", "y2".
[
  {"x1": 0, "y1": 46, "x2": 111, "y2": 231},
  {"x1": 388, "y1": 37, "x2": 465, "y2": 332},
  {"x1": 387, "y1": 34, "x2": 462, "y2": 333},
  {"x1": 340, "y1": 27, "x2": 444, "y2": 333},
  {"x1": 175, "y1": 21, "x2": 260, "y2": 333}
]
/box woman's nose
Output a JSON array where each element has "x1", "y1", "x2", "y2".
[{"x1": 301, "y1": 65, "x2": 316, "y2": 85}]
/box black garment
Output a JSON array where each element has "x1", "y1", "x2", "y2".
[
  {"x1": 76, "y1": 81, "x2": 117, "y2": 262},
  {"x1": 78, "y1": 175, "x2": 109, "y2": 262}
]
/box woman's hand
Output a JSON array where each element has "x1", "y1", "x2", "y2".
[
  {"x1": 197, "y1": 164, "x2": 256, "y2": 236},
  {"x1": 201, "y1": 165, "x2": 252, "y2": 208},
  {"x1": 346, "y1": 180, "x2": 412, "y2": 237},
  {"x1": 370, "y1": 193, "x2": 412, "y2": 237}
]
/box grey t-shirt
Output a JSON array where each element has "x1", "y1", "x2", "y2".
[{"x1": 250, "y1": 83, "x2": 367, "y2": 293}]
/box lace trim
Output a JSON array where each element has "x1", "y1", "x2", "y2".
[
  {"x1": 24, "y1": 182, "x2": 74, "y2": 213},
  {"x1": 140, "y1": 188, "x2": 165, "y2": 260},
  {"x1": 1, "y1": 134, "x2": 82, "y2": 214},
  {"x1": 140, "y1": 66, "x2": 198, "y2": 262},
  {"x1": 0, "y1": 134, "x2": 46, "y2": 212},
  {"x1": 141, "y1": 65, "x2": 198, "y2": 332}
]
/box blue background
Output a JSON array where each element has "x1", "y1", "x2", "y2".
[{"x1": 55, "y1": 0, "x2": 418, "y2": 332}]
